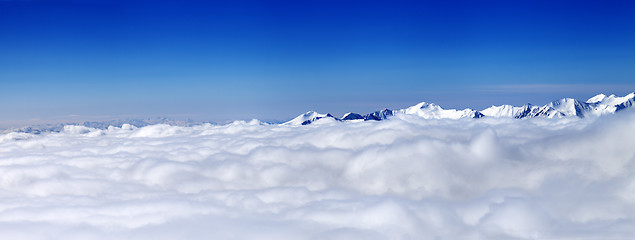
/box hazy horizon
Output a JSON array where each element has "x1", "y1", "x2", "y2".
[{"x1": 2, "y1": 89, "x2": 634, "y2": 129}]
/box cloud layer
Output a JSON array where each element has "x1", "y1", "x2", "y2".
[{"x1": 1, "y1": 111, "x2": 635, "y2": 239}]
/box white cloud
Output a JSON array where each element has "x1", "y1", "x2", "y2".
[{"x1": 1, "y1": 112, "x2": 634, "y2": 239}]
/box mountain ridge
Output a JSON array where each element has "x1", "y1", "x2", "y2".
[{"x1": 285, "y1": 92, "x2": 635, "y2": 125}]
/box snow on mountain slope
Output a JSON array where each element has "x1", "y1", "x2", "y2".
[
  {"x1": 545, "y1": 98, "x2": 590, "y2": 118},
  {"x1": 617, "y1": 95, "x2": 635, "y2": 111},
  {"x1": 341, "y1": 112, "x2": 364, "y2": 121},
  {"x1": 482, "y1": 93, "x2": 635, "y2": 119},
  {"x1": 587, "y1": 92, "x2": 635, "y2": 105},
  {"x1": 483, "y1": 99, "x2": 587, "y2": 119},
  {"x1": 283, "y1": 111, "x2": 337, "y2": 125},
  {"x1": 364, "y1": 108, "x2": 395, "y2": 121},
  {"x1": 532, "y1": 105, "x2": 566, "y2": 118},
  {"x1": 481, "y1": 104, "x2": 517, "y2": 118},
  {"x1": 481, "y1": 104, "x2": 542, "y2": 118},
  {"x1": 401, "y1": 102, "x2": 484, "y2": 119},
  {"x1": 585, "y1": 93, "x2": 635, "y2": 116},
  {"x1": 586, "y1": 94, "x2": 607, "y2": 103},
  {"x1": 285, "y1": 109, "x2": 397, "y2": 126}
]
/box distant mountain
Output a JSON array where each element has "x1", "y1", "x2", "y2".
[
  {"x1": 481, "y1": 104, "x2": 537, "y2": 118},
  {"x1": 341, "y1": 112, "x2": 365, "y2": 121},
  {"x1": 401, "y1": 102, "x2": 484, "y2": 119},
  {"x1": 482, "y1": 93, "x2": 635, "y2": 118},
  {"x1": 285, "y1": 92, "x2": 635, "y2": 125},
  {"x1": 364, "y1": 109, "x2": 395, "y2": 121},
  {"x1": 282, "y1": 111, "x2": 338, "y2": 125},
  {"x1": 339, "y1": 109, "x2": 395, "y2": 121},
  {"x1": 3, "y1": 117, "x2": 200, "y2": 134},
  {"x1": 587, "y1": 93, "x2": 635, "y2": 114}
]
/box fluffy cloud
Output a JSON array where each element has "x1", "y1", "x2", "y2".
[{"x1": 1, "y1": 111, "x2": 635, "y2": 239}]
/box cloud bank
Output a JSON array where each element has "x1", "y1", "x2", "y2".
[{"x1": 1, "y1": 111, "x2": 635, "y2": 239}]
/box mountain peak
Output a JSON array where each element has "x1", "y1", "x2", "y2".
[
  {"x1": 341, "y1": 112, "x2": 364, "y2": 121},
  {"x1": 283, "y1": 111, "x2": 336, "y2": 125},
  {"x1": 402, "y1": 102, "x2": 482, "y2": 119},
  {"x1": 546, "y1": 98, "x2": 588, "y2": 117},
  {"x1": 364, "y1": 109, "x2": 395, "y2": 121},
  {"x1": 587, "y1": 93, "x2": 607, "y2": 103},
  {"x1": 411, "y1": 102, "x2": 438, "y2": 109}
]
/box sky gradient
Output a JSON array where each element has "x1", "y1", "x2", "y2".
[{"x1": 1, "y1": 0, "x2": 635, "y2": 125}]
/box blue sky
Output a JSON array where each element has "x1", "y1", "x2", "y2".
[{"x1": 1, "y1": 0, "x2": 634, "y2": 124}]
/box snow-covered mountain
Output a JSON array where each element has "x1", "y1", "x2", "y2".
[
  {"x1": 480, "y1": 104, "x2": 538, "y2": 118},
  {"x1": 586, "y1": 93, "x2": 635, "y2": 116},
  {"x1": 364, "y1": 109, "x2": 395, "y2": 121},
  {"x1": 282, "y1": 111, "x2": 338, "y2": 125},
  {"x1": 286, "y1": 92, "x2": 635, "y2": 125},
  {"x1": 401, "y1": 102, "x2": 484, "y2": 119},
  {"x1": 285, "y1": 109, "x2": 396, "y2": 125},
  {"x1": 482, "y1": 93, "x2": 635, "y2": 119}
]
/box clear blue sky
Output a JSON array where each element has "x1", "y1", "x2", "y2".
[{"x1": 1, "y1": 0, "x2": 634, "y2": 125}]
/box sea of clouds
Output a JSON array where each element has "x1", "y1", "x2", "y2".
[{"x1": 1, "y1": 110, "x2": 635, "y2": 240}]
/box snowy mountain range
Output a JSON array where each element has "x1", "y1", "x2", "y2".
[{"x1": 285, "y1": 93, "x2": 635, "y2": 125}]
